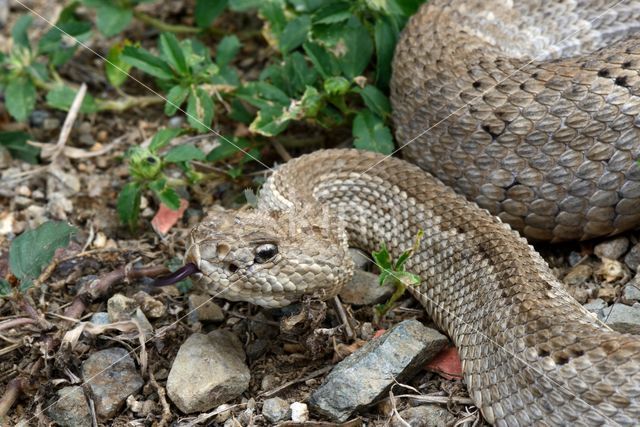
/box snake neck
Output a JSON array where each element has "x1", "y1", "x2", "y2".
[{"x1": 259, "y1": 149, "x2": 640, "y2": 425}]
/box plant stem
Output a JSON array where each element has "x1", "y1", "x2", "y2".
[{"x1": 133, "y1": 11, "x2": 201, "y2": 34}]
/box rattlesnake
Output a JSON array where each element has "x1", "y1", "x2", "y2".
[{"x1": 182, "y1": 1, "x2": 640, "y2": 425}]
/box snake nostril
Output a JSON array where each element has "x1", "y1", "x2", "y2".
[{"x1": 228, "y1": 263, "x2": 239, "y2": 273}]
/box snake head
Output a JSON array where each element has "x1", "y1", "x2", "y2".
[{"x1": 185, "y1": 206, "x2": 353, "y2": 307}]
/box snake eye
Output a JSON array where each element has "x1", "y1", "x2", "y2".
[{"x1": 254, "y1": 243, "x2": 278, "y2": 264}]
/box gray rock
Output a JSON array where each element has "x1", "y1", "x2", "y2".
[
  {"x1": 188, "y1": 294, "x2": 225, "y2": 323},
  {"x1": 625, "y1": 243, "x2": 640, "y2": 271},
  {"x1": 594, "y1": 237, "x2": 629, "y2": 260},
  {"x1": 583, "y1": 298, "x2": 606, "y2": 319},
  {"x1": 262, "y1": 397, "x2": 290, "y2": 423},
  {"x1": 392, "y1": 404, "x2": 454, "y2": 427},
  {"x1": 82, "y1": 348, "x2": 144, "y2": 419},
  {"x1": 349, "y1": 248, "x2": 372, "y2": 270},
  {"x1": 43, "y1": 117, "x2": 61, "y2": 131},
  {"x1": 167, "y1": 330, "x2": 250, "y2": 413},
  {"x1": 602, "y1": 304, "x2": 640, "y2": 334},
  {"x1": 622, "y1": 276, "x2": 640, "y2": 305},
  {"x1": 133, "y1": 291, "x2": 166, "y2": 318},
  {"x1": 309, "y1": 319, "x2": 448, "y2": 421},
  {"x1": 90, "y1": 312, "x2": 110, "y2": 325},
  {"x1": 339, "y1": 270, "x2": 395, "y2": 306},
  {"x1": 107, "y1": 294, "x2": 138, "y2": 322},
  {"x1": 47, "y1": 386, "x2": 91, "y2": 427}
]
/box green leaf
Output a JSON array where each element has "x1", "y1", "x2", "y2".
[
  {"x1": 206, "y1": 137, "x2": 249, "y2": 162},
  {"x1": 117, "y1": 182, "x2": 142, "y2": 231},
  {"x1": 95, "y1": 3, "x2": 133, "y2": 37},
  {"x1": 5, "y1": 78, "x2": 36, "y2": 122},
  {"x1": 229, "y1": 0, "x2": 261, "y2": 11},
  {"x1": 149, "y1": 128, "x2": 184, "y2": 153},
  {"x1": 0, "y1": 131, "x2": 39, "y2": 164},
  {"x1": 359, "y1": 85, "x2": 391, "y2": 118},
  {"x1": 159, "y1": 33, "x2": 188, "y2": 75},
  {"x1": 164, "y1": 144, "x2": 206, "y2": 163},
  {"x1": 46, "y1": 85, "x2": 98, "y2": 114},
  {"x1": 9, "y1": 221, "x2": 77, "y2": 289},
  {"x1": 38, "y1": 21, "x2": 92, "y2": 67},
  {"x1": 216, "y1": 35, "x2": 241, "y2": 68},
  {"x1": 352, "y1": 110, "x2": 394, "y2": 154},
  {"x1": 335, "y1": 19, "x2": 373, "y2": 79},
  {"x1": 106, "y1": 41, "x2": 133, "y2": 87},
  {"x1": 164, "y1": 85, "x2": 190, "y2": 115},
  {"x1": 128, "y1": 146, "x2": 163, "y2": 180},
  {"x1": 0, "y1": 279, "x2": 11, "y2": 297},
  {"x1": 149, "y1": 179, "x2": 181, "y2": 210},
  {"x1": 312, "y1": 2, "x2": 351, "y2": 24},
  {"x1": 374, "y1": 17, "x2": 397, "y2": 89},
  {"x1": 121, "y1": 46, "x2": 174, "y2": 80},
  {"x1": 186, "y1": 87, "x2": 214, "y2": 132},
  {"x1": 11, "y1": 15, "x2": 32, "y2": 49},
  {"x1": 324, "y1": 76, "x2": 351, "y2": 95},
  {"x1": 302, "y1": 42, "x2": 339, "y2": 78},
  {"x1": 195, "y1": 0, "x2": 228, "y2": 28},
  {"x1": 279, "y1": 15, "x2": 311, "y2": 53}
]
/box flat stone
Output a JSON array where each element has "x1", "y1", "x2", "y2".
[
  {"x1": 188, "y1": 294, "x2": 225, "y2": 322},
  {"x1": 392, "y1": 404, "x2": 454, "y2": 427},
  {"x1": 167, "y1": 330, "x2": 250, "y2": 413},
  {"x1": 82, "y1": 348, "x2": 144, "y2": 419},
  {"x1": 309, "y1": 319, "x2": 448, "y2": 422},
  {"x1": 625, "y1": 243, "x2": 640, "y2": 271},
  {"x1": 339, "y1": 270, "x2": 395, "y2": 306},
  {"x1": 602, "y1": 304, "x2": 640, "y2": 334},
  {"x1": 47, "y1": 386, "x2": 91, "y2": 427},
  {"x1": 594, "y1": 236, "x2": 629, "y2": 260},
  {"x1": 262, "y1": 397, "x2": 290, "y2": 423},
  {"x1": 349, "y1": 248, "x2": 372, "y2": 270}
]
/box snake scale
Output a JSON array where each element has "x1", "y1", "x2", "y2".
[{"x1": 184, "y1": 1, "x2": 640, "y2": 425}]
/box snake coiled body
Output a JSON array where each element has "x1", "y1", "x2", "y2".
[
  {"x1": 392, "y1": 0, "x2": 640, "y2": 242},
  {"x1": 186, "y1": 1, "x2": 640, "y2": 425}
]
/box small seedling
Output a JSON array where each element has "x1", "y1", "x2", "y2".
[{"x1": 372, "y1": 229, "x2": 423, "y2": 317}]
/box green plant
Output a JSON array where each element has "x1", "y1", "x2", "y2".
[
  {"x1": 2, "y1": 0, "x2": 425, "y2": 229},
  {"x1": 371, "y1": 229, "x2": 423, "y2": 317},
  {"x1": 1, "y1": 221, "x2": 77, "y2": 296}
]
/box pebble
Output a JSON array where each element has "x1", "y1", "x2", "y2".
[
  {"x1": 594, "y1": 237, "x2": 629, "y2": 260},
  {"x1": 107, "y1": 294, "x2": 138, "y2": 322},
  {"x1": 188, "y1": 294, "x2": 225, "y2": 322},
  {"x1": 602, "y1": 303, "x2": 640, "y2": 334},
  {"x1": 622, "y1": 276, "x2": 640, "y2": 305},
  {"x1": 43, "y1": 117, "x2": 61, "y2": 130},
  {"x1": 309, "y1": 319, "x2": 448, "y2": 422},
  {"x1": 168, "y1": 116, "x2": 185, "y2": 128},
  {"x1": 166, "y1": 331, "x2": 250, "y2": 413},
  {"x1": 262, "y1": 397, "x2": 290, "y2": 423},
  {"x1": 82, "y1": 348, "x2": 144, "y2": 419},
  {"x1": 47, "y1": 386, "x2": 91, "y2": 427},
  {"x1": 392, "y1": 404, "x2": 454, "y2": 427},
  {"x1": 562, "y1": 264, "x2": 592, "y2": 286},
  {"x1": 15, "y1": 185, "x2": 31, "y2": 197},
  {"x1": 290, "y1": 402, "x2": 309, "y2": 423},
  {"x1": 78, "y1": 133, "x2": 95, "y2": 146},
  {"x1": 90, "y1": 312, "x2": 111, "y2": 325},
  {"x1": 339, "y1": 270, "x2": 395, "y2": 305},
  {"x1": 29, "y1": 109, "x2": 50, "y2": 128},
  {"x1": 13, "y1": 196, "x2": 33, "y2": 209},
  {"x1": 583, "y1": 298, "x2": 607, "y2": 318},
  {"x1": 133, "y1": 291, "x2": 166, "y2": 318},
  {"x1": 92, "y1": 231, "x2": 108, "y2": 249},
  {"x1": 625, "y1": 243, "x2": 640, "y2": 271},
  {"x1": 47, "y1": 193, "x2": 73, "y2": 220}
]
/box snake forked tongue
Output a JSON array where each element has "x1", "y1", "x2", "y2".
[{"x1": 151, "y1": 263, "x2": 199, "y2": 287}]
